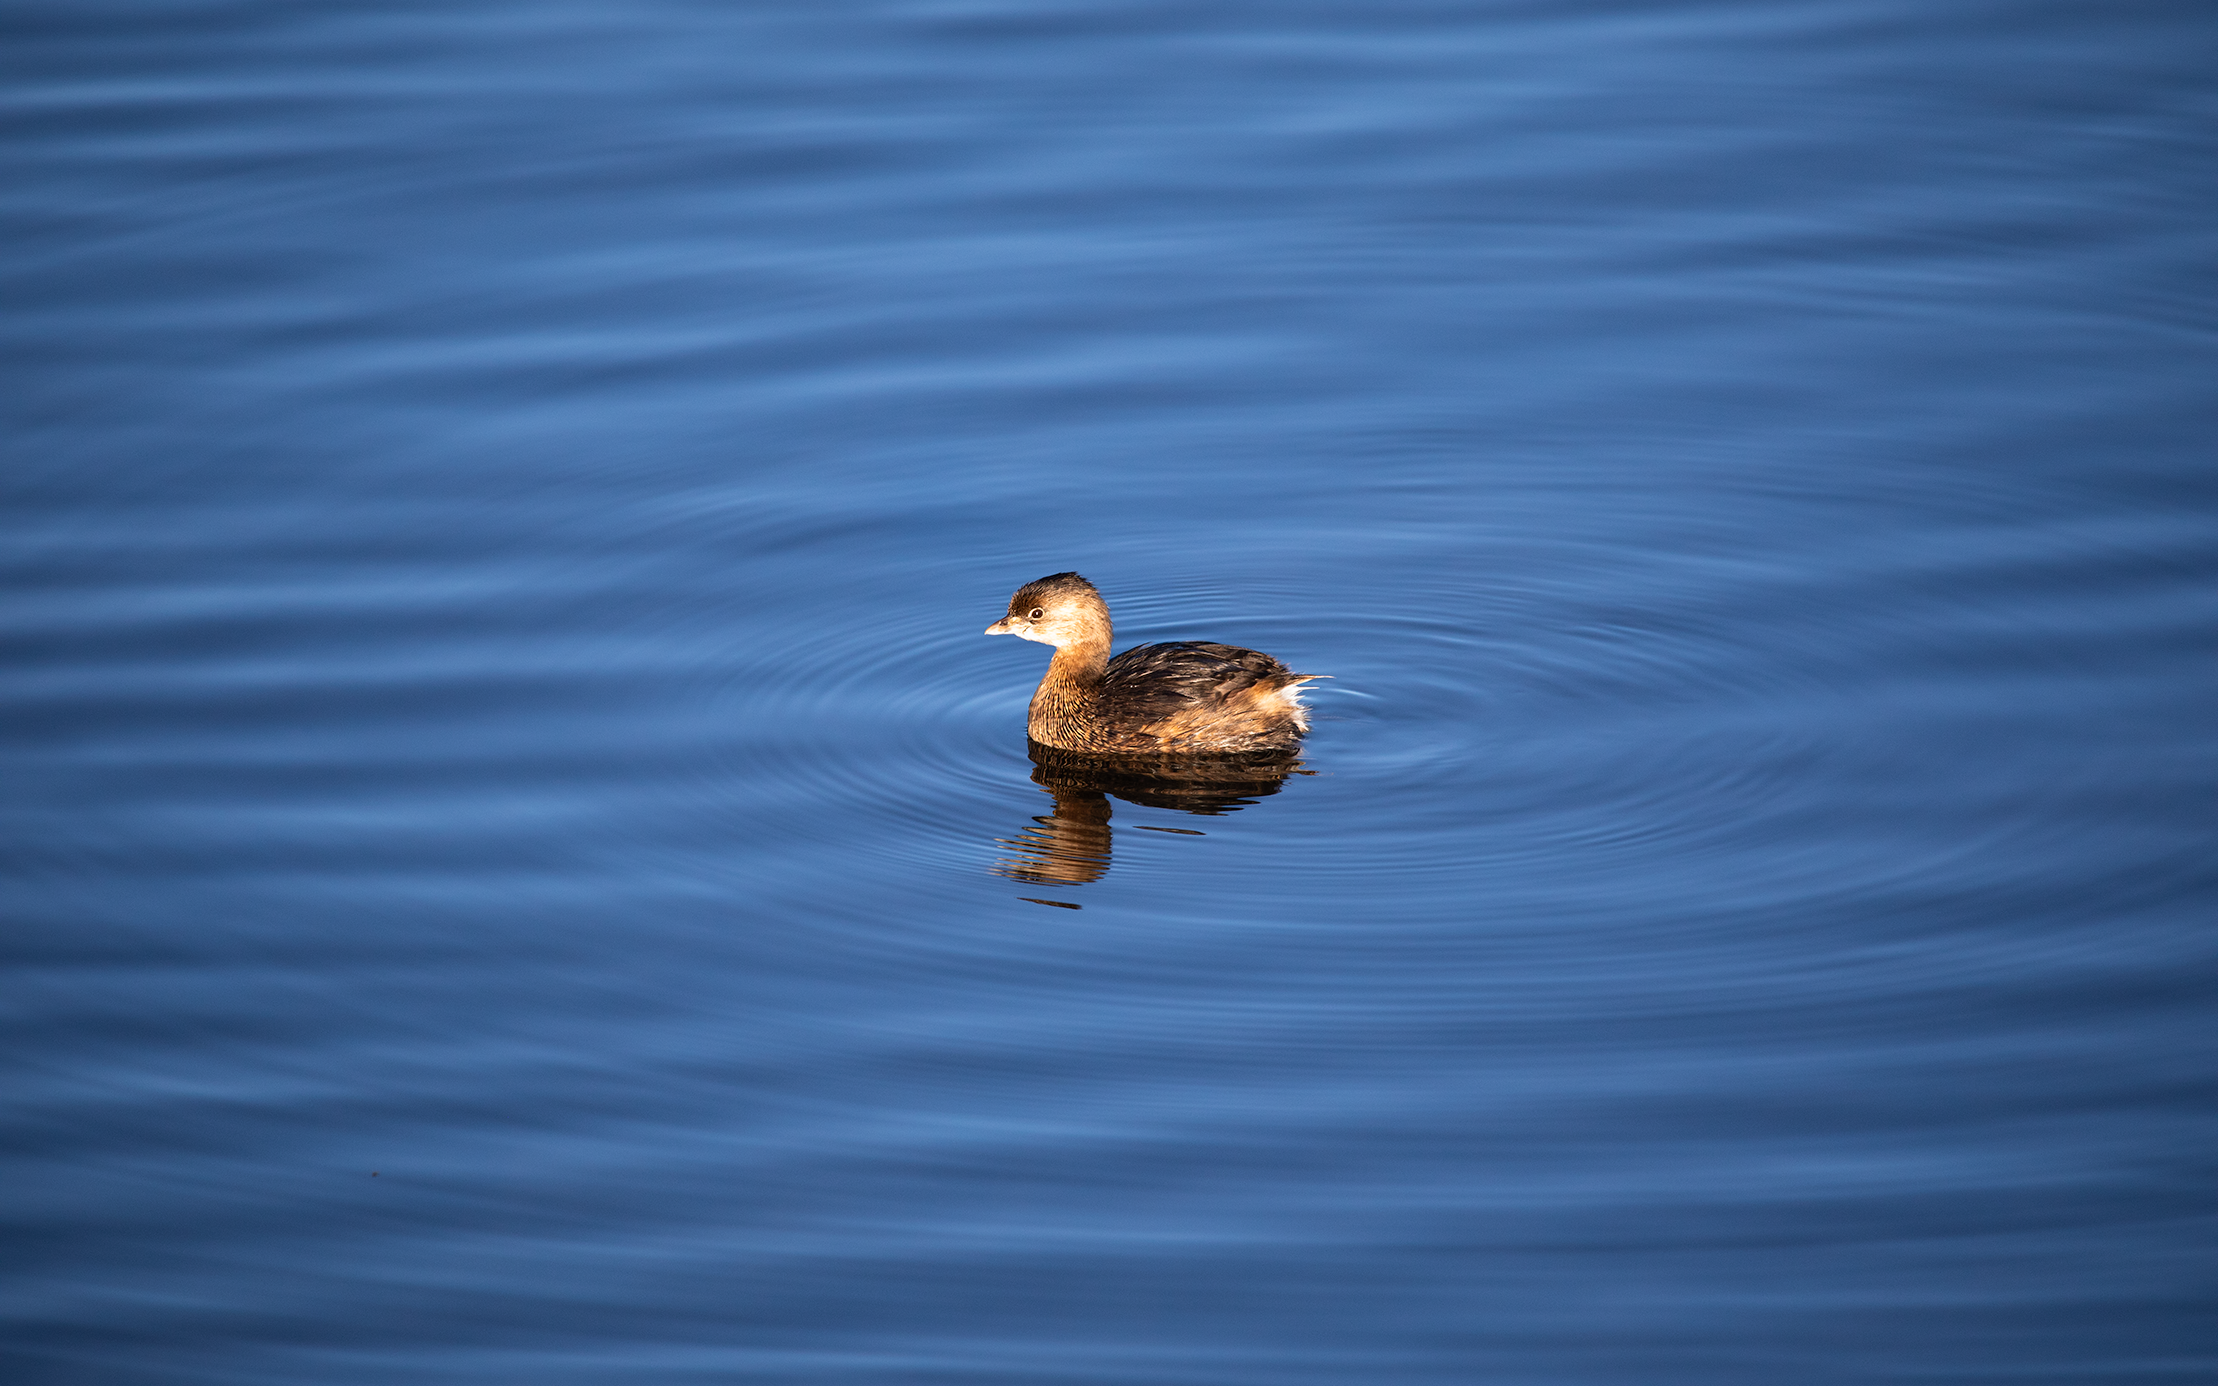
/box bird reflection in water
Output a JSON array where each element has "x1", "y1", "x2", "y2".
[{"x1": 994, "y1": 741, "x2": 1307, "y2": 902}]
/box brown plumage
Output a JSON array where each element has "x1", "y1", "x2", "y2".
[{"x1": 983, "y1": 572, "x2": 1322, "y2": 754}]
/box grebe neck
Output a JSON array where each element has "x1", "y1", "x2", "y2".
[
  {"x1": 1029, "y1": 637, "x2": 1109, "y2": 742},
  {"x1": 1046, "y1": 636, "x2": 1109, "y2": 686}
]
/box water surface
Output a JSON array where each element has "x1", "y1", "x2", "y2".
[{"x1": 5, "y1": 1, "x2": 2214, "y2": 1382}]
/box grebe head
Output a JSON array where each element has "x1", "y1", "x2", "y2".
[{"x1": 984, "y1": 572, "x2": 1111, "y2": 649}]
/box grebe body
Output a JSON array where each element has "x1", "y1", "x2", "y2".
[{"x1": 984, "y1": 572, "x2": 1320, "y2": 754}]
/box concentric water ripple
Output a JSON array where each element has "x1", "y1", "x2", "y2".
[{"x1": 591, "y1": 506, "x2": 2152, "y2": 969}]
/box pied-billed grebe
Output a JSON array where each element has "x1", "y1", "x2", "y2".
[{"x1": 984, "y1": 572, "x2": 1321, "y2": 754}]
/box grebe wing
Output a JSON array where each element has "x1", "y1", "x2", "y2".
[{"x1": 1101, "y1": 641, "x2": 1298, "y2": 712}]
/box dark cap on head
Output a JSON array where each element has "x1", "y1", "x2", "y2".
[{"x1": 1010, "y1": 572, "x2": 1097, "y2": 607}]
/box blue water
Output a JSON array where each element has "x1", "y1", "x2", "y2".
[{"x1": 6, "y1": 1, "x2": 2214, "y2": 1381}]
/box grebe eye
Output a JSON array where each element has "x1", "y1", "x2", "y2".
[{"x1": 1028, "y1": 607, "x2": 1043, "y2": 619}]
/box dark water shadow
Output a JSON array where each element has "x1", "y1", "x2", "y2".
[{"x1": 993, "y1": 741, "x2": 1308, "y2": 895}]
